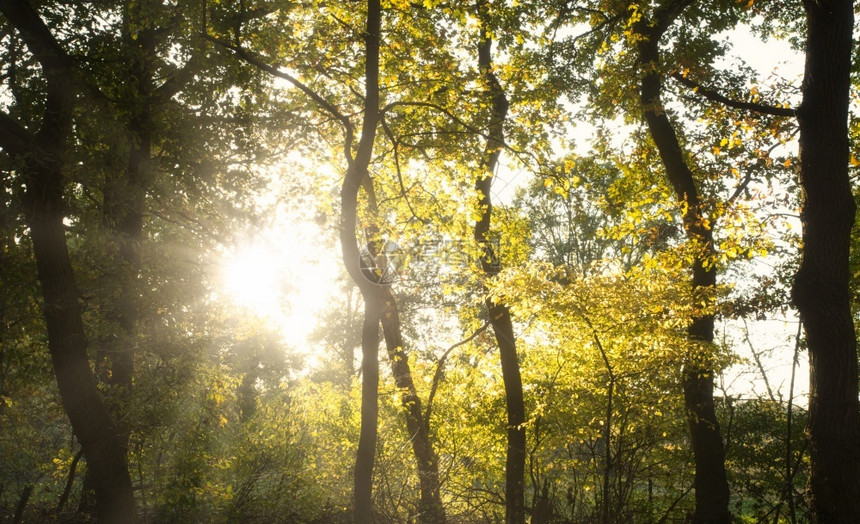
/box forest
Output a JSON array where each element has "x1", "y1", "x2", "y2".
[{"x1": 1, "y1": 0, "x2": 858, "y2": 522}]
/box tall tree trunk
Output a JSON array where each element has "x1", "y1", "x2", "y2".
[
  {"x1": 792, "y1": 1, "x2": 860, "y2": 521},
  {"x1": 379, "y1": 287, "x2": 446, "y2": 523},
  {"x1": 0, "y1": 1, "x2": 138, "y2": 521},
  {"x1": 216, "y1": 0, "x2": 387, "y2": 518},
  {"x1": 27, "y1": 158, "x2": 139, "y2": 524},
  {"x1": 635, "y1": 2, "x2": 730, "y2": 522},
  {"x1": 475, "y1": 29, "x2": 526, "y2": 524},
  {"x1": 337, "y1": 0, "x2": 382, "y2": 520},
  {"x1": 96, "y1": 0, "x2": 158, "y2": 452}
]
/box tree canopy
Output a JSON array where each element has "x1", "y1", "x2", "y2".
[{"x1": 1, "y1": 0, "x2": 857, "y2": 522}]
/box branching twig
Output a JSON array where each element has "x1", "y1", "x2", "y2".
[
  {"x1": 56, "y1": 448, "x2": 84, "y2": 514},
  {"x1": 728, "y1": 128, "x2": 799, "y2": 203},
  {"x1": 380, "y1": 115, "x2": 428, "y2": 224},
  {"x1": 742, "y1": 317, "x2": 776, "y2": 403}
]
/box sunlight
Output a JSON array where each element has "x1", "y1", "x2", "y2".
[
  {"x1": 222, "y1": 243, "x2": 285, "y2": 317},
  {"x1": 218, "y1": 219, "x2": 340, "y2": 348}
]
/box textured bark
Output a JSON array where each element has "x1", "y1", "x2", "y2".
[
  {"x1": 635, "y1": 3, "x2": 730, "y2": 522},
  {"x1": 380, "y1": 288, "x2": 447, "y2": 524},
  {"x1": 792, "y1": 1, "x2": 860, "y2": 521},
  {"x1": 0, "y1": 1, "x2": 137, "y2": 522},
  {"x1": 475, "y1": 30, "x2": 526, "y2": 524}
]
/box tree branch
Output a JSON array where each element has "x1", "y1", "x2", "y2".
[
  {"x1": 671, "y1": 72, "x2": 796, "y2": 117},
  {"x1": 154, "y1": 51, "x2": 203, "y2": 104},
  {"x1": 0, "y1": 0, "x2": 74, "y2": 83},
  {"x1": 204, "y1": 33, "x2": 355, "y2": 164},
  {"x1": 0, "y1": 0, "x2": 76, "y2": 150},
  {"x1": 728, "y1": 128, "x2": 798, "y2": 203},
  {"x1": 379, "y1": 115, "x2": 428, "y2": 224},
  {"x1": 652, "y1": 0, "x2": 696, "y2": 38},
  {"x1": 424, "y1": 322, "x2": 490, "y2": 428},
  {"x1": 0, "y1": 112, "x2": 31, "y2": 154}
]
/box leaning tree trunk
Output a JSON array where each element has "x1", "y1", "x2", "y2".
[
  {"x1": 0, "y1": 1, "x2": 137, "y2": 521},
  {"x1": 27, "y1": 181, "x2": 138, "y2": 523},
  {"x1": 379, "y1": 287, "x2": 447, "y2": 523},
  {"x1": 792, "y1": 0, "x2": 860, "y2": 521},
  {"x1": 475, "y1": 28, "x2": 526, "y2": 524},
  {"x1": 636, "y1": 2, "x2": 730, "y2": 522}
]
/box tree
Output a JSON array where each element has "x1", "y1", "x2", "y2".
[
  {"x1": 0, "y1": 1, "x2": 137, "y2": 520},
  {"x1": 632, "y1": 2, "x2": 730, "y2": 520},
  {"x1": 473, "y1": 22, "x2": 526, "y2": 524},
  {"x1": 791, "y1": 0, "x2": 860, "y2": 520},
  {"x1": 660, "y1": 0, "x2": 860, "y2": 517}
]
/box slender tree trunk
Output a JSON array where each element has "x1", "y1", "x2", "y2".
[
  {"x1": 354, "y1": 293, "x2": 382, "y2": 523},
  {"x1": 475, "y1": 29, "x2": 526, "y2": 524},
  {"x1": 792, "y1": 1, "x2": 860, "y2": 521},
  {"x1": 56, "y1": 448, "x2": 85, "y2": 514},
  {"x1": 83, "y1": 4, "x2": 161, "y2": 507},
  {"x1": 96, "y1": 0, "x2": 157, "y2": 456},
  {"x1": 338, "y1": 0, "x2": 382, "y2": 520},
  {"x1": 379, "y1": 287, "x2": 446, "y2": 524},
  {"x1": 12, "y1": 484, "x2": 33, "y2": 524},
  {"x1": 591, "y1": 332, "x2": 614, "y2": 524},
  {"x1": 636, "y1": 3, "x2": 730, "y2": 522}
]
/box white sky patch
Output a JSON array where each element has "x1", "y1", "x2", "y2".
[
  {"x1": 725, "y1": 27, "x2": 804, "y2": 82},
  {"x1": 719, "y1": 315, "x2": 809, "y2": 407}
]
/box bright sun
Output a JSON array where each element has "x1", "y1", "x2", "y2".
[
  {"x1": 223, "y1": 244, "x2": 285, "y2": 315},
  {"x1": 218, "y1": 220, "x2": 339, "y2": 346}
]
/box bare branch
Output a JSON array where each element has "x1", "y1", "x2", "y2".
[
  {"x1": 672, "y1": 72, "x2": 796, "y2": 117},
  {"x1": 379, "y1": 116, "x2": 428, "y2": 224},
  {"x1": 424, "y1": 322, "x2": 490, "y2": 428},
  {"x1": 742, "y1": 317, "x2": 776, "y2": 403}
]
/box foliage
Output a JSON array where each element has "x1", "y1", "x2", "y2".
[{"x1": 0, "y1": 0, "x2": 847, "y2": 521}]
